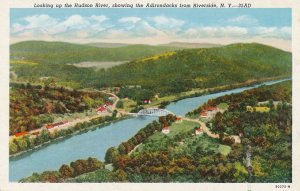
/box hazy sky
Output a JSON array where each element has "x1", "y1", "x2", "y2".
[{"x1": 10, "y1": 8, "x2": 291, "y2": 51}]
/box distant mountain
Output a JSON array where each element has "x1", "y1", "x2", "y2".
[
  {"x1": 160, "y1": 42, "x2": 223, "y2": 49},
  {"x1": 86, "y1": 42, "x2": 130, "y2": 48},
  {"x1": 86, "y1": 41, "x2": 222, "y2": 49},
  {"x1": 10, "y1": 41, "x2": 179, "y2": 64}
]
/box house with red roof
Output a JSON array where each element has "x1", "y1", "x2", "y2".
[
  {"x1": 31, "y1": 131, "x2": 40, "y2": 136},
  {"x1": 207, "y1": 107, "x2": 217, "y2": 112},
  {"x1": 175, "y1": 117, "x2": 183, "y2": 123},
  {"x1": 200, "y1": 111, "x2": 209, "y2": 119},
  {"x1": 97, "y1": 106, "x2": 107, "y2": 113},
  {"x1": 108, "y1": 96, "x2": 115, "y2": 100},
  {"x1": 14, "y1": 131, "x2": 28, "y2": 138},
  {"x1": 195, "y1": 127, "x2": 203, "y2": 135},
  {"x1": 46, "y1": 121, "x2": 69, "y2": 129},
  {"x1": 200, "y1": 107, "x2": 218, "y2": 119},
  {"x1": 105, "y1": 102, "x2": 111, "y2": 107}
]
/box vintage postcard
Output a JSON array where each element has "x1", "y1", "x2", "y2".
[{"x1": 1, "y1": 0, "x2": 300, "y2": 191}]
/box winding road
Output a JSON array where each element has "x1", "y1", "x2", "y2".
[{"x1": 182, "y1": 117, "x2": 241, "y2": 143}]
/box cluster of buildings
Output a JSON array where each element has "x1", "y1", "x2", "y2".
[
  {"x1": 143, "y1": 99, "x2": 152, "y2": 104},
  {"x1": 14, "y1": 131, "x2": 29, "y2": 138},
  {"x1": 46, "y1": 121, "x2": 70, "y2": 130},
  {"x1": 200, "y1": 107, "x2": 218, "y2": 119},
  {"x1": 161, "y1": 116, "x2": 203, "y2": 137},
  {"x1": 161, "y1": 117, "x2": 183, "y2": 134},
  {"x1": 13, "y1": 120, "x2": 71, "y2": 138},
  {"x1": 96, "y1": 102, "x2": 111, "y2": 114}
]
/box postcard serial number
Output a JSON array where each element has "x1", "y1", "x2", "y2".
[{"x1": 275, "y1": 185, "x2": 290, "y2": 189}]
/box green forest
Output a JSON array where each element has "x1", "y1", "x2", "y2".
[
  {"x1": 10, "y1": 41, "x2": 178, "y2": 63},
  {"x1": 10, "y1": 42, "x2": 291, "y2": 95},
  {"x1": 10, "y1": 83, "x2": 107, "y2": 135}
]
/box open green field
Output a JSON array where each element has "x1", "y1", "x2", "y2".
[
  {"x1": 135, "y1": 120, "x2": 231, "y2": 156},
  {"x1": 149, "y1": 120, "x2": 198, "y2": 140},
  {"x1": 217, "y1": 102, "x2": 229, "y2": 110}
]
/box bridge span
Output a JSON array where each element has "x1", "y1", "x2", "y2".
[{"x1": 129, "y1": 107, "x2": 174, "y2": 117}]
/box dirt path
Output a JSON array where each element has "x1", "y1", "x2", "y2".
[
  {"x1": 182, "y1": 117, "x2": 219, "y2": 139},
  {"x1": 182, "y1": 117, "x2": 241, "y2": 143}
]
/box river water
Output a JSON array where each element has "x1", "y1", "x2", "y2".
[{"x1": 9, "y1": 79, "x2": 289, "y2": 181}]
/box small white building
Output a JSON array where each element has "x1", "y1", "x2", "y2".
[
  {"x1": 162, "y1": 127, "x2": 170, "y2": 134},
  {"x1": 195, "y1": 127, "x2": 203, "y2": 135}
]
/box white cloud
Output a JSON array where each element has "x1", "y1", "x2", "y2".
[
  {"x1": 11, "y1": 13, "x2": 291, "y2": 44},
  {"x1": 227, "y1": 15, "x2": 258, "y2": 26},
  {"x1": 149, "y1": 16, "x2": 185, "y2": 28},
  {"x1": 118, "y1": 17, "x2": 141, "y2": 23},
  {"x1": 59, "y1": 15, "x2": 88, "y2": 28},
  {"x1": 250, "y1": 26, "x2": 291, "y2": 39},
  {"x1": 185, "y1": 26, "x2": 248, "y2": 38},
  {"x1": 12, "y1": 14, "x2": 58, "y2": 33},
  {"x1": 184, "y1": 25, "x2": 291, "y2": 40},
  {"x1": 90, "y1": 15, "x2": 107, "y2": 23},
  {"x1": 11, "y1": 14, "x2": 112, "y2": 39}
]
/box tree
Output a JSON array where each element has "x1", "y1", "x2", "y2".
[
  {"x1": 70, "y1": 160, "x2": 86, "y2": 176},
  {"x1": 252, "y1": 156, "x2": 267, "y2": 180},
  {"x1": 40, "y1": 129, "x2": 50, "y2": 142},
  {"x1": 112, "y1": 170, "x2": 128, "y2": 182},
  {"x1": 116, "y1": 101, "x2": 124, "y2": 109},
  {"x1": 113, "y1": 155, "x2": 130, "y2": 170},
  {"x1": 14, "y1": 137, "x2": 28, "y2": 151},
  {"x1": 233, "y1": 162, "x2": 248, "y2": 182},
  {"x1": 105, "y1": 147, "x2": 119, "y2": 163},
  {"x1": 9, "y1": 141, "x2": 18, "y2": 154},
  {"x1": 87, "y1": 157, "x2": 105, "y2": 171},
  {"x1": 112, "y1": 110, "x2": 118, "y2": 118},
  {"x1": 59, "y1": 164, "x2": 74, "y2": 178},
  {"x1": 118, "y1": 143, "x2": 127, "y2": 155}
]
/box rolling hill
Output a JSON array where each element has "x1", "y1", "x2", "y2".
[
  {"x1": 10, "y1": 42, "x2": 291, "y2": 95},
  {"x1": 10, "y1": 41, "x2": 179, "y2": 64},
  {"x1": 88, "y1": 43, "x2": 291, "y2": 93},
  {"x1": 160, "y1": 42, "x2": 222, "y2": 48}
]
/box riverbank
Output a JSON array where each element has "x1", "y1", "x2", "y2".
[
  {"x1": 9, "y1": 115, "x2": 130, "y2": 158},
  {"x1": 143, "y1": 76, "x2": 290, "y2": 110}
]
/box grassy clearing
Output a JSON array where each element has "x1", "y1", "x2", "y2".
[
  {"x1": 218, "y1": 144, "x2": 231, "y2": 155},
  {"x1": 122, "y1": 99, "x2": 137, "y2": 112},
  {"x1": 149, "y1": 120, "x2": 198, "y2": 140},
  {"x1": 10, "y1": 60, "x2": 39, "y2": 65},
  {"x1": 217, "y1": 103, "x2": 229, "y2": 110},
  {"x1": 135, "y1": 120, "x2": 231, "y2": 156},
  {"x1": 185, "y1": 134, "x2": 232, "y2": 156}
]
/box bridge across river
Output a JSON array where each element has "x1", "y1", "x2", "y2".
[{"x1": 129, "y1": 107, "x2": 174, "y2": 117}]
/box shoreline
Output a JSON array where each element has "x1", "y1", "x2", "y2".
[
  {"x1": 9, "y1": 116, "x2": 130, "y2": 159},
  {"x1": 161, "y1": 76, "x2": 290, "y2": 105}
]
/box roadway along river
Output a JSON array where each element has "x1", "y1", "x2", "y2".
[{"x1": 9, "y1": 79, "x2": 289, "y2": 182}]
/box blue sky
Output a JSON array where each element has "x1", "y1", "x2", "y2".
[{"x1": 10, "y1": 8, "x2": 291, "y2": 50}]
